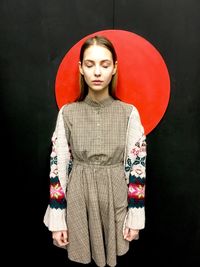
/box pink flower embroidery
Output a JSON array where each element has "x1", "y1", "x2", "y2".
[
  {"x1": 50, "y1": 183, "x2": 64, "y2": 200},
  {"x1": 130, "y1": 147, "x2": 140, "y2": 156},
  {"x1": 131, "y1": 164, "x2": 145, "y2": 178},
  {"x1": 128, "y1": 183, "x2": 145, "y2": 199}
]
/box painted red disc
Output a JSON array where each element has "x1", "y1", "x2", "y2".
[{"x1": 55, "y1": 29, "x2": 170, "y2": 135}]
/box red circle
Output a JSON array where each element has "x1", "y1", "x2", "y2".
[{"x1": 55, "y1": 29, "x2": 170, "y2": 135}]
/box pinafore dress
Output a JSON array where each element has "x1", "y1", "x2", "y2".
[{"x1": 62, "y1": 95, "x2": 133, "y2": 267}]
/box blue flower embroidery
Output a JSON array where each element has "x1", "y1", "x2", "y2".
[
  {"x1": 133, "y1": 156, "x2": 146, "y2": 167},
  {"x1": 125, "y1": 157, "x2": 132, "y2": 172},
  {"x1": 50, "y1": 156, "x2": 57, "y2": 166}
]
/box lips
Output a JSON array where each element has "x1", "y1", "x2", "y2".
[{"x1": 92, "y1": 80, "x2": 103, "y2": 85}]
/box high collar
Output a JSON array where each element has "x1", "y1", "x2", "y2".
[{"x1": 84, "y1": 95, "x2": 114, "y2": 108}]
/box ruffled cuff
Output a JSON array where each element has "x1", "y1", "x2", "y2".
[
  {"x1": 124, "y1": 207, "x2": 145, "y2": 230},
  {"x1": 43, "y1": 205, "x2": 67, "y2": 231}
]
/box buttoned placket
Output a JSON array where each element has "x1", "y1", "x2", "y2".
[
  {"x1": 94, "y1": 107, "x2": 101, "y2": 162},
  {"x1": 96, "y1": 108, "x2": 101, "y2": 127},
  {"x1": 83, "y1": 95, "x2": 114, "y2": 164}
]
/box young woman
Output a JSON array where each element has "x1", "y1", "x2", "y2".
[{"x1": 44, "y1": 35, "x2": 147, "y2": 267}]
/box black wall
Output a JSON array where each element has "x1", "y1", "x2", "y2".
[{"x1": 1, "y1": 0, "x2": 199, "y2": 266}]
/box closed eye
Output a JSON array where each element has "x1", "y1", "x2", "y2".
[{"x1": 86, "y1": 64, "x2": 93, "y2": 68}]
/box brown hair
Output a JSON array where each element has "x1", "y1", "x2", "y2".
[{"x1": 77, "y1": 35, "x2": 118, "y2": 101}]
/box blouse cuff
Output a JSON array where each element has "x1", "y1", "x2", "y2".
[
  {"x1": 43, "y1": 205, "x2": 67, "y2": 231},
  {"x1": 124, "y1": 207, "x2": 145, "y2": 230}
]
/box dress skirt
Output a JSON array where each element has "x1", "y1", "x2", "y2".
[{"x1": 66, "y1": 160, "x2": 129, "y2": 267}]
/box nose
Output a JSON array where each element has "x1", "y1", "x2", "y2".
[{"x1": 94, "y1": 65, "x2": 101, "y2": 77}]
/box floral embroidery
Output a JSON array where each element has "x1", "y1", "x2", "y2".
[
  {"x1": 125, "y1": 155, "x2": 146, "y2": 172},
  {"x1": 50, "y1": 155, "x2": 57, "y2": 166},
  {"x1": 131, "y1": 164, "x2": 145, "y2": 177},
  {"x1": 48, "y1": 137, "x2": 67, "y2": 210},
  {"x1": 125, "y1": 138, "x2": 147, "y2": 209},
  {"x1": 128, "y1": 178, "x2": 145, "y2": 208},
  {"x1": 50, "y1": 153, "x2": 58, "y2": 178},
  {"x1": 125, "y1": 157, "x2": 132, "y2": 172},
  {"x1": 50, "y1": 181, "x2": 64, "y2": 200},
  {"x1": 130, "y1": 147, "x2": 140, "y2": 156},
  {"x1": 49, "y1": 177, "x2": 67, "y2": 209},
  {"x1": 128, "y1": 183, "x2": 145, "y2": 199},
  {"x1": 133, "y1": 156, "x2": 146, "y2": 167},
  {"x1": 50, "y1": 164, "x2": 58, "y2": 178}
]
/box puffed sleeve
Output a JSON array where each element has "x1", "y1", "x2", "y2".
[
  {"x1": 43, "y1": 105, "x2": 72, "y2": 231},
  {"x1": 124, "y1": 106, "x2": 147, "y2": 230}
]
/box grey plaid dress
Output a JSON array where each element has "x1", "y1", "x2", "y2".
[{"x1": 62, "y1": 95, "x2": 133, "y2": 267}]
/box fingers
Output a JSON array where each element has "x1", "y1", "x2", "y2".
[
  {"x1": 123, "y1": 227, "x2": 129, "y2": 239},
  {"x1": 52, "y1": 230, "x2": 69, "y2": 247},
  {"x1": 123, "y1": 227, "x2": 139, "y2": 241},
  {"x1": 62, "y1": 230, "x2": 69, "y2": 245}
]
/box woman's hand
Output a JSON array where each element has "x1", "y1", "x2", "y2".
[
  {"x1": 52, "y1": 230, "x2": 69, "y2": 247},
  {"x1": 123, "y1": 227, "x2": 139, "y2": 241}
]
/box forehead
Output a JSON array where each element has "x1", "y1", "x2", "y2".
[{"x1": 83, "y1": 45, "x2": 113, "y2": 61}]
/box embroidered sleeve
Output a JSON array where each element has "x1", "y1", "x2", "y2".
[
  {"x1": 43, "y1": 106, "x2": 72, "y2": 231},
  {"x1": 49, "y1": 134, "x2": 71, "y2": 210},
  {"x1": 124, "y1": 106, "x2": 147, "y2": 230},
  {"x1": 126, "y1": 136, "x2": 146, "y2": 209}
]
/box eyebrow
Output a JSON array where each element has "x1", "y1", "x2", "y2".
[{"x1": 84, "y1": 59, "x2": 112, "y2": 63}]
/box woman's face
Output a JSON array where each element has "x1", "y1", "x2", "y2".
[{"x1": 79, "y1": 45, "x2": 117, "y2": 93}]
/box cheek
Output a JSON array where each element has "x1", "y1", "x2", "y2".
[
  {"x1": 82, "y1": 69, "x2": 92, "y2": 80},
  {"x1": 104, "y1": 70, "x2": 114, "y2": 80}
]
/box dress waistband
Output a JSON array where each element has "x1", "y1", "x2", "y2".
[{"x1": 73, "y1": 159, "x2": 123, "y2": 168}]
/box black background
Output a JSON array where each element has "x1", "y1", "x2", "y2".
[{"x1": 1, "y1": 0, "x2": 199, "y2": 266}]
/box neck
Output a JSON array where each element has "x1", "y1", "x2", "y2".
[{"x1": 88, "y1": 87, "x2": 109, "y2": 102}]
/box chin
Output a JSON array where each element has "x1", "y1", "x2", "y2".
[{"x1": 90, "y1": 85, "x2": 108, "y2": 92}]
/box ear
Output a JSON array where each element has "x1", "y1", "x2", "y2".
[
  {"x1": 79, "y1": 61, "x2": 84, "y2": 75},
  {"x1": 112, "y1": 61, "x2": 118, "y2": 75}
]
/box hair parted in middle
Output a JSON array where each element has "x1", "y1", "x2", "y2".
[{"x1": 77, "y1": 35, "x2": 118, "y2": 101}]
